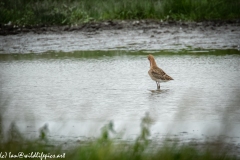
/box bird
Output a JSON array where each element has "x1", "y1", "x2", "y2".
[{"x1": 148, "y1": 54, "x2": 173, "y2": 90}]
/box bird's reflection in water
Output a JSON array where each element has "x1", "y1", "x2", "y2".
[{"x1": 148, "y1": 89, "x2": 171, "y2": 100}]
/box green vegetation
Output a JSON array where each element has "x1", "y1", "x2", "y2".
[
  {"x1": 0, "y1": 0, "x2": 239, "y2": 26},
  {"x1": 1, "y1": 49, "x2": 239, "y2": 61},
  {"x1": 0, "y1": 113, "x2": 239, "y2": 160}
]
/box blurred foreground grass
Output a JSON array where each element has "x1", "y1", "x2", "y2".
[
  {"x1": 0, "y1": 113, "x2": 239, "y2": 160},
  {"x1": 0, "y1": 0, "x2": 239, "y2": 25}
]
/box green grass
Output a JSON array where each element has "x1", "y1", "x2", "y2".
[
  {"x1": 0, "y1": 0, "x2": 239, "y2": 26},
  {"x1": 0, "y1": 114, "x2": 239, "y2": 160}
]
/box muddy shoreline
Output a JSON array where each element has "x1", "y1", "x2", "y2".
[
  {"x1": 1, "y1": 20, "x2": 240, "y2": 35},
  {"x1": 0, "y1": 20, "x2": 240, "y2": 53}
]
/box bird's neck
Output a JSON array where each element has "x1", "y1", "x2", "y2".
[{"x1": 150, "y1": 59, "x2": 158, "y2": 67}]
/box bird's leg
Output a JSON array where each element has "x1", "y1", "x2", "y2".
[{"x1": 156, "y1": 81, "x2": 160, "y2": 90}]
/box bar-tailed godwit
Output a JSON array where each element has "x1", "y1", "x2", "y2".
[{"x1": 148, "y1": 54, "x2": 173, "y2": 90}]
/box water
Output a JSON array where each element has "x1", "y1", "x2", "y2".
[{"x1": 0, "y1": 50, "x2": 240, "y2": 142}]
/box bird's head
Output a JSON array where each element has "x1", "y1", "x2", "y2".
[
  {"x1": 148, "y1": 54, "x2": 154, "y2": 60},
  {"x1": 148, "y1": 54, "x2": 156, "y2": 67}
]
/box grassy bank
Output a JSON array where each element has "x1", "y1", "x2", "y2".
[
  {"x1": 0, "y1": 0, "x2": 239, "y2": 26},
  {"x1": 0, "y1": 114, "x2": 239, "y2": 160}
]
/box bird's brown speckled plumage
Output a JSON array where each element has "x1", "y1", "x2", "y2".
[{"x1": 148, "y1": 54, "x2": 173, "y2": 89}]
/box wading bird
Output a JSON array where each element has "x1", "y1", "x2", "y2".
[{"x1": 148, "y1": 54, "x2": 173, "y2": 90}]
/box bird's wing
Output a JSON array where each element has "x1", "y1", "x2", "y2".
[{"x1": 151, "y1": 67, "x2": 174, "y2": 80}]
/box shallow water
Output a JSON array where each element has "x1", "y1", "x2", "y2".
[{"x1": 0, "y1": 50, "x2": 240, "y2": 143}]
